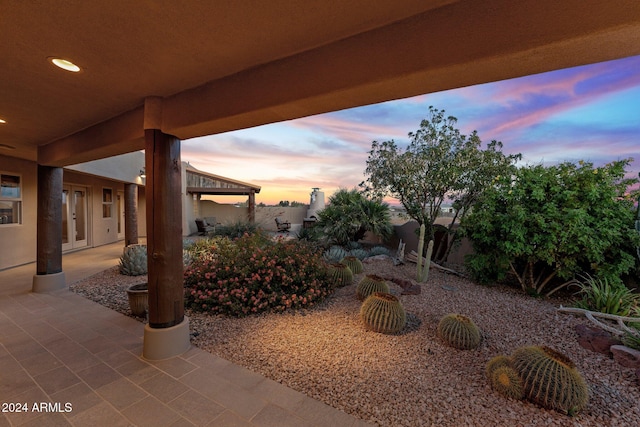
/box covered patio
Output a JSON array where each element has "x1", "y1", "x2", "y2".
[
  {"x1": 1, "y1": 1, "x2": 640, "y2": 424},
  {"x1": 0, "y1": 243, "x2": 371, "y2": 426}
]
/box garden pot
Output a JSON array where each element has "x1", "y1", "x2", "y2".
[{"x1": 127, "y1": 283, "x2": 148, "y2": 317}]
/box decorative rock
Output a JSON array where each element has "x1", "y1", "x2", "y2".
[
  {"x1": 363, "y1": 254, "x2": 391, "y2": 263},
  {"x1": 610, "y1": 345, "x2": 640, "y2": 369},
  {"x1": 575, "y1": 324, "x2": 621, "y2": 356},
  {"x1": 380, "y1": 275, "x2": 421, "y2": 295}
]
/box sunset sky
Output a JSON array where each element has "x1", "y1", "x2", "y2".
[{"x1": 182, "y1": 55, "x2": 640, "y2": 206}]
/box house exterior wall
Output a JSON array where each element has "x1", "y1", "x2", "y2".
[
  {"x1": 0, "y1": 154, "x2": 147, "y2": 271},
  {"x1": 188, "y1": 202, "x2": 309, "y2": 235},
  {"x1": 0, "y1": 156, "x2": 37, "y2": 270},
  {"x1": 255, "y1": 206, "x2": 308, "y2": 231}
]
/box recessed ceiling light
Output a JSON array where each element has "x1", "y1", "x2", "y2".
[
  {"x1": 0, "y1": 118, "x2": 6, "y2": 124},
  {"x1": 50, "y1": 57, "x2": 81, "y2": 72},
  {"x1": 0, "y1": 143, "x2": 16, "y2": 150}
]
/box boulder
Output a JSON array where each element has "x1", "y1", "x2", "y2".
[
  {"x1": 575, "y1": 324, "x2": 621, "y2": 356},
  {"x1": 610, "y1": 345, "x2": 640, "y2": 369}
]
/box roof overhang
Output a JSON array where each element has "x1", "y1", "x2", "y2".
[{"x1": 2, "y1": 0, "x2": 639, "y2": 167}]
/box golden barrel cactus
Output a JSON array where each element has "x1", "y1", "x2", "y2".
[
  {"x1": 341, "y1": 255, "x2": 363, "y2": 274},
  {"x1": 437, "y1": 314, "x2": 481, "y2": 350},
  {"x1": 360, "y1": 292, "x2": 406, "y2": 335},
  {"x1": 356, "y1": 274, "x2": 390, "y2": 301},
  {"x1": 511, "y1": 345, "x2": 589, "y2": 414}
]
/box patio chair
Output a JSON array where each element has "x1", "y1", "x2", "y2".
[
  {"x1": 275, "y1": 217, "x2": 291, "y2": 232},
  {"x1": 195, "y1": 218, "x2": 215, "y2": 236}
]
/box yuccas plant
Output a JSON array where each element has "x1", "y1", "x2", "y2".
[
  {"x1": 119, "y1": 244, "x2": 148, "y2": 276},
  {"x1": 356, "y1": 274, "x2": 390, "y2": 301},
  {"x1": 327, "y1": 263, "x2": 353, "y2": 288},
  {"x1": 341, "y1": 255, "x2": 364, "y2": 274},
  {"x1": 511, "y1": 345, "x2": 589, "y2": 415},
  {"x1": 437, "y1": 314, "x2": 481, "y2": 350},
  {"x1": 360, "y1": 292, "x2": 406, "y2": 334},
  {"x1": 490, "y1": 366, "x2": 525, "y2": 400}
]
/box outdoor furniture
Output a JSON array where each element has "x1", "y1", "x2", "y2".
[
  {"x1": 195, "y1": 218, "x2": 215, "y2": 236},
  {"x1": 275, "y1": 217, "x2": 291, "y2": 232}
]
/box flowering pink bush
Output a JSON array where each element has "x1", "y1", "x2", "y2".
[{"x1": 184, "y1": 232, "x2": 332, "y2": 316}]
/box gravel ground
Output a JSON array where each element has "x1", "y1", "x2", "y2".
[{"x1": 70, "y1": 259, "x2": 640, "y2": 427}]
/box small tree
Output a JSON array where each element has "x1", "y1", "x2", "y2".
[
  {"x1": 315, "y1": 188, "x2": 392, "y2": 246},
  {"x1": 463, "y1": 159, "x2": 640, "y2": 296},
  {"x1": 361, "y1": 106, "x2": 520, "y2": 262}
]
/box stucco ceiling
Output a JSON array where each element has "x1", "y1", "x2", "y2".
[{"x1": 1, "y1": 0, "x2": 639, "y2": 166}]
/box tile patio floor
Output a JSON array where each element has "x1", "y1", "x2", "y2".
[{"x1": 0, "y1": 242, "x2": 373, "y2": 427}]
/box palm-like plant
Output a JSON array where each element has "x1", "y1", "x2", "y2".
[{"x1": 315, "y1": 188, "x2": 393, "y2": 246}]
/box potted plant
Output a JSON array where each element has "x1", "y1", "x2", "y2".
[{"x1": 126, "y1": 283, "x2": 148, "y2": 317}]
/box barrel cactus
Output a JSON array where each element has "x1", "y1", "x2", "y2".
[
  {"x1": 327, "y1": 263, "x2": 353, "y2": 288},
  {"x1": 360, "y1": 292, "x2": 406, "y2": 334},
  {"x1": 356, "y1": 274, "x2": 390, "y2": 301},
  {"x1": 323, "y1": 246, "x2": 348, "y2": 263},
  {"x1": 486, "y1": 355, "x2": 514, "y2": 378},
  {"x1": 341, "y1": 255, "x2": 364, "y2": 274},
  {"x1": 437, "y1": 314, "x2": 481, "y2": 350},
  {"x1": 119, "y1": 244, "x2": 148, "y2": 276},
  {"x1": 511, "y1": 345, "x2": 588, "y2": 414},
  {"x1": 490, "y1": 366, "x2": 525, "y2": 400}
]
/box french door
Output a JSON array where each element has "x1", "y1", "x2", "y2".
[
  {"x1": 117, "y1": 190, "x2": 125, "y2": 240},
  {"x1": 62, "y1": 185, "x2": 88, "y2": 251}
]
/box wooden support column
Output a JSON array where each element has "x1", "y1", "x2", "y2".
[
  {"x1": 32, "y1": 165, "x2": 65, "y2": 292},
  {"x1": 145, "y1": 129, "x2": 184, "y2": 328},
  {"x1": 248, "y1": 191, "x2": 256, "y2": 223},
  {"x1": 124, "y1": 183, "x2": 138, "y2": 246}
]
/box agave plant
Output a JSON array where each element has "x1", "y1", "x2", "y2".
[{"x1": 119, "y1": 244, "x2": 148, "y2": 276}]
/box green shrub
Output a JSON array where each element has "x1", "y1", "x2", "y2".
[
  {"x1": 184, "y1": 233, "x2": 332, "y2": 316},
  {"x1": 463, "y1": 159, "x2": 640, "y2": 296},
  {"x1": 315, "y1": 188, "x2": 393, "y2": 246},
  {"x1": 214, "y1": 219, "x2": 261, "y2": 239}
]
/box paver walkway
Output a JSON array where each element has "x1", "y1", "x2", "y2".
[{"x1": 0, "y1": 242, "x2": 373, "y2": 426}]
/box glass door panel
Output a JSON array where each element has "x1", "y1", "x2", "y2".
[
  {"x1": 62, "y1": 188, "x2": 71, "y2": 250},
  {"x1": 74, "y1": 189, "x2": 87, "y2": 246}
]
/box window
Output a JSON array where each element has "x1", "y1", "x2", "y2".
[
  {"x1": 102, "y1": 188, "x2": 113, "y2": 218},
  {"x1": 0, "y1": 173, "x2": 22, "y2": 225}
]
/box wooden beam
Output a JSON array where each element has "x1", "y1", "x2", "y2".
[
  {"x1": 36, "y1": 165, "x2": 63, "y2": 275},
  {"x1": 124, "y1": 183, "x2": 139, "y2": 246},
  {"x1": 145, "y1": 129, "x2": 184, "y2": 328}
]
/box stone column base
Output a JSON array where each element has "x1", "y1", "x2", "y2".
[
  {"x1": 32, "y1": 271, "x2": 66, "y2": 293},
  {"x1": 143, "y1": 316, "x2": 191, "y2": 360}
]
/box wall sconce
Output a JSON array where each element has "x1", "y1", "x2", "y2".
[{"x1": 139, "y1": 168, "x2": 146, "y2": 178}]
